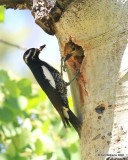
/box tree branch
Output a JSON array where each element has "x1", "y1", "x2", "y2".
[
  {"x1": 0, "y1": 0, "x2": 26, "y2": 4},
  {"x1": 0, "y1": 0, "x2": 74, "y2": 35},
  {"x1": 0, "y1": 39, "x2": 27, "y2": 50},
  {"x1": 0, "y1": 0, "x2": 32, "y2": 9}
]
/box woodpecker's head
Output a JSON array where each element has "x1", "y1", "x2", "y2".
[{"x1": 23, "y1": 45, "x2": 46, "y2": 64}]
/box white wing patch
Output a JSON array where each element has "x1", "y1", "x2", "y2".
[
  {"x1": 42, "y1": 66, "x2": 56, "y2": 89},
  {"x1": 63, "y1": 107, "x2": 69, "y2": 119}
]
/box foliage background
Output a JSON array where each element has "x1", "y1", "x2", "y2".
[
  {"x1": 0, "y1": 6, "x2": 80, "y2": 160},
  {"x1": 0, "y1": 70, "x2": 80, "y2": 160}
]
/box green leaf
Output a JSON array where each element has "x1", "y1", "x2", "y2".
[
  {"x1": 1, "y1": 124, "x2": 16, "y2": 138},
  {"x1": 55, "y1": 148, "x2": 66, "y2": 160},
  {"x1": 35, "y1": 138, "x2": 44, "y2": 155},
  {"x1": 42, "y1": 120, "x2": 50, "y2": 133},
  {"x1": 26, "y1": 96, "x2": 39, "y2": 110},
  {"x1": 5, "y1": 80, "x2": 20, "y2": 97},
  {"x1": 62, "y1": 147, "x2": 71, "y2": 159},
  {"x1": 0, "y1": 6, "x2": 4, "y2": 22},
  {"x1": 38, "y1": 89, "x2": 47, "y2": 101},
  {"x1": 6, "y1": 142, "x2": 17, "y2": 157},
  {"x1": 8, "y1": 128, "x2": 32, "y2": 153},
  {"x1": 69, "y1": 143, "x2": 78, "y2": 153},
  {"x1": 4, "y1": 97, "x2": 21, "y2": 116},
  {"x1": 0, "y1": 107, "x2": 14, "y2": 123},
  {"x1": 18, "y1": 96, "x2": 28, "y2": 110},
  {"x1": 71, "y1": 152, "x2": 81, "y2": 160},
  {"x1": 0, "y1": 70, "x2": 9, "y2": 84},
  {"x1": 46, "y1": 152, "x2": 53, "y2": 159},
  {"x1": 17, "y1": 79, "x2": 32, "y2": 97},
  {"x1": 15, "y1": 157, "x2": 29, "y2": 160},
  {"x1": 0, "y1": 154, "x2": 7, "y2": 160}
]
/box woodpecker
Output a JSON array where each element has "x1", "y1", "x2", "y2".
[{"x1": 23, "y1": 45, "x2": 82, "y2": 136}]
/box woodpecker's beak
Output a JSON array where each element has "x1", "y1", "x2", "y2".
[
  {"x1": 39, "y1": 44, "x2": 46, "y2": 52},
  {"x1": 64, "y1": 53, "x2": 72, "y2": 62}
]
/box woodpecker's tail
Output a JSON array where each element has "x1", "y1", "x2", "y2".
[{"x1": 68, "y1": 109, "x2": 82, "y2": 137}]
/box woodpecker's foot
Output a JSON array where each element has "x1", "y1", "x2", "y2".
[
  {"x1": 61, "y1": 54, "x2": 72, "y2": 73},
  {"x1": 61, "y1": 57, "x2": 67, "y2": 76}
]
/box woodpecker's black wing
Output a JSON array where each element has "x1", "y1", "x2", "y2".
[
  {"x1": 39, "y1": 60, "x2": 82, "y2": 134},
  {"x1": 39, "y1": 60, "x2": 71, "y2": 126}
]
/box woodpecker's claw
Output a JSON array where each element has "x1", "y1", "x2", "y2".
[
  {"x1": 66, "y1": 69, "x2": 80, "y2": 86},
  {"x1": 61, "y1": 57, "x2": 67, "y2": 77},
  {"x1": 61, "y1": 53, "x2": 72, "y2": 73}
]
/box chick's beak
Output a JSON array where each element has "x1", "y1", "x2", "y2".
[{"x1": 64, "y1": 53, "x2": 72, "y2": 62}]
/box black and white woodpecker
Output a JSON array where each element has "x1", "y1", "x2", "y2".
[{"x1": 23, "y1": 45, "x2": 82, "y2": 136}]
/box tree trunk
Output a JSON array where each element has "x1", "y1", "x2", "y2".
[
  {"x1": 1, "y1": 0, "x2": 128, "y2": 159},
  {"x1": 55, "y1": 0, "x2": 128, "y2": 159}
]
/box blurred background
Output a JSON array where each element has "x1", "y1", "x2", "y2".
[
  {"x1": 0, "y1": 8, "x2": 61, "y2": 78},
  {"x1": 0, "y1": 7, "x2": 80, "y2": 160}
]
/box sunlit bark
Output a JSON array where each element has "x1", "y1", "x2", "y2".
[{"x1": 55, "y1": 0, "x2": 128, "y2": 159}]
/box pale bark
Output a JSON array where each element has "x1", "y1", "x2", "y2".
[{"x1": 55, "y1": 0, "x2": 128, "y2": 159}]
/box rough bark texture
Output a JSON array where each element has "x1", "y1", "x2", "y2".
[
  {"x1": 55, "y1": 0, "x2": 128, "y2": 159},
  {"x1": 1, "y1": 0, "x2": 128, "y2": 159}
]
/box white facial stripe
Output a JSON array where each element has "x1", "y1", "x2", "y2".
[
  {"x1": 42, "y1": 66, "x2": 56, "y2": 89},
  {"x1": 32, "y1": 49, "x2": 37, "y2": 60},
  {"x1": 63, "y1": 107, "x2": 69, "y2": 119},
  {"x1": 25, "y1": 50, "x2": 32, "y2": 63}
]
